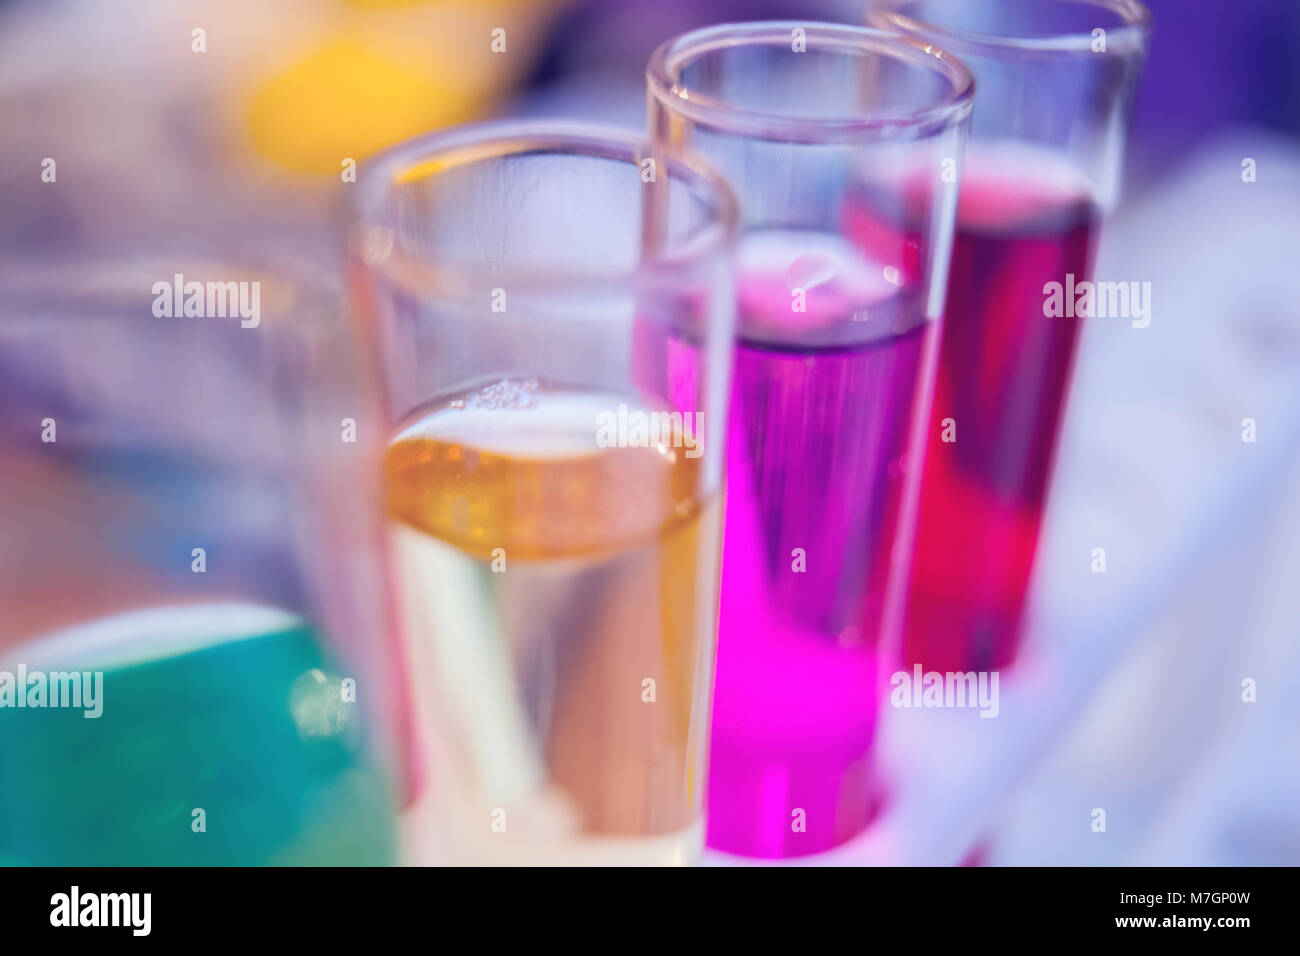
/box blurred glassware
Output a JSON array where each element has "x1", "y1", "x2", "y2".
[{"x1": 0, "y1": 252, "x2": 402, "y2": 865}]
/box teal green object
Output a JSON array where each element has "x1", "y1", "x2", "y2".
[{"x1": 0, "y1": 604, "x2": 395, "y2": 866}]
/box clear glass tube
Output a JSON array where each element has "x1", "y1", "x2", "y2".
[
  {"x1": 351, "y1": 121, "x2": 738, "y2": 865},
  {"x1": 647, "y1": 22, "x2": 973, "y2": 858},
  {"x1": 867, "y1": 0, "x2": 1153, "y2": 673},
  {"x1": 0, "y1": 253, "x2": 400, "y2": 865}
]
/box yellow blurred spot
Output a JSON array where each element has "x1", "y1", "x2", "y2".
[
  {"x1": 345, "y1": 0, "x2": 538, "y2": 7},
  {"x1": 246, "y1": 39, "x2": 479, "y2": 176},
  {"x1": 345, "y1": 0, "x2": 443, "y2": 9}
]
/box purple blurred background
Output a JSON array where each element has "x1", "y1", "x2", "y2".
[{"x1": 2, "y1": 0, "x2": 1296, "y2": 865}]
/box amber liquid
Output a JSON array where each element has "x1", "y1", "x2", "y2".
[{"x1": 385, "y1": 381, "x2": 719, "y2": 864}]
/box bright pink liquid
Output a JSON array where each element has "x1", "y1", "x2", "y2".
[
  {"x1": 704, "y1": 241, "x2": 935, "y2": 858},
  {"x1": 903, "y1": 170, "x2": 1099, "y2": 672}
]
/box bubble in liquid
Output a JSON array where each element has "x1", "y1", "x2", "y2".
[
  {"x1": 289, "y1": 668, "x2": 354, "y2": 738},
  {"x1": 468, "y1": 378, "x2": 539, "y2": 411}
]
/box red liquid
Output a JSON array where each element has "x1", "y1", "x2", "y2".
[{"x1": 903, "y1": 166, "x2": 1100, "y2": 672}]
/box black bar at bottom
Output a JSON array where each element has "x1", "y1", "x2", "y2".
[{"x1": 0, "y1": 865, "x2": 1281, "y2": 941}]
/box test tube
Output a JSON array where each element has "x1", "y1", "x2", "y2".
[
  {"x1": 868, "y1": 0, "x2": 1153, "y2": 672},
  {"x1": 648, "y1": 22, "x2": 973, "y2": 857},
  {"x1": 352, "y1": 121, "x2": 738, "y2": 865},
  {"x1": 0, "y1": 253, "x2": 401, "y2": 865}
]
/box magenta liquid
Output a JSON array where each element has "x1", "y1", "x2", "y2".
[
  {"x1": 703, "y1": 234, "x2": 936, "y2": 858},
  {"x1": 903, "y1": 158, "x2": 1100, "y2": 673}
]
